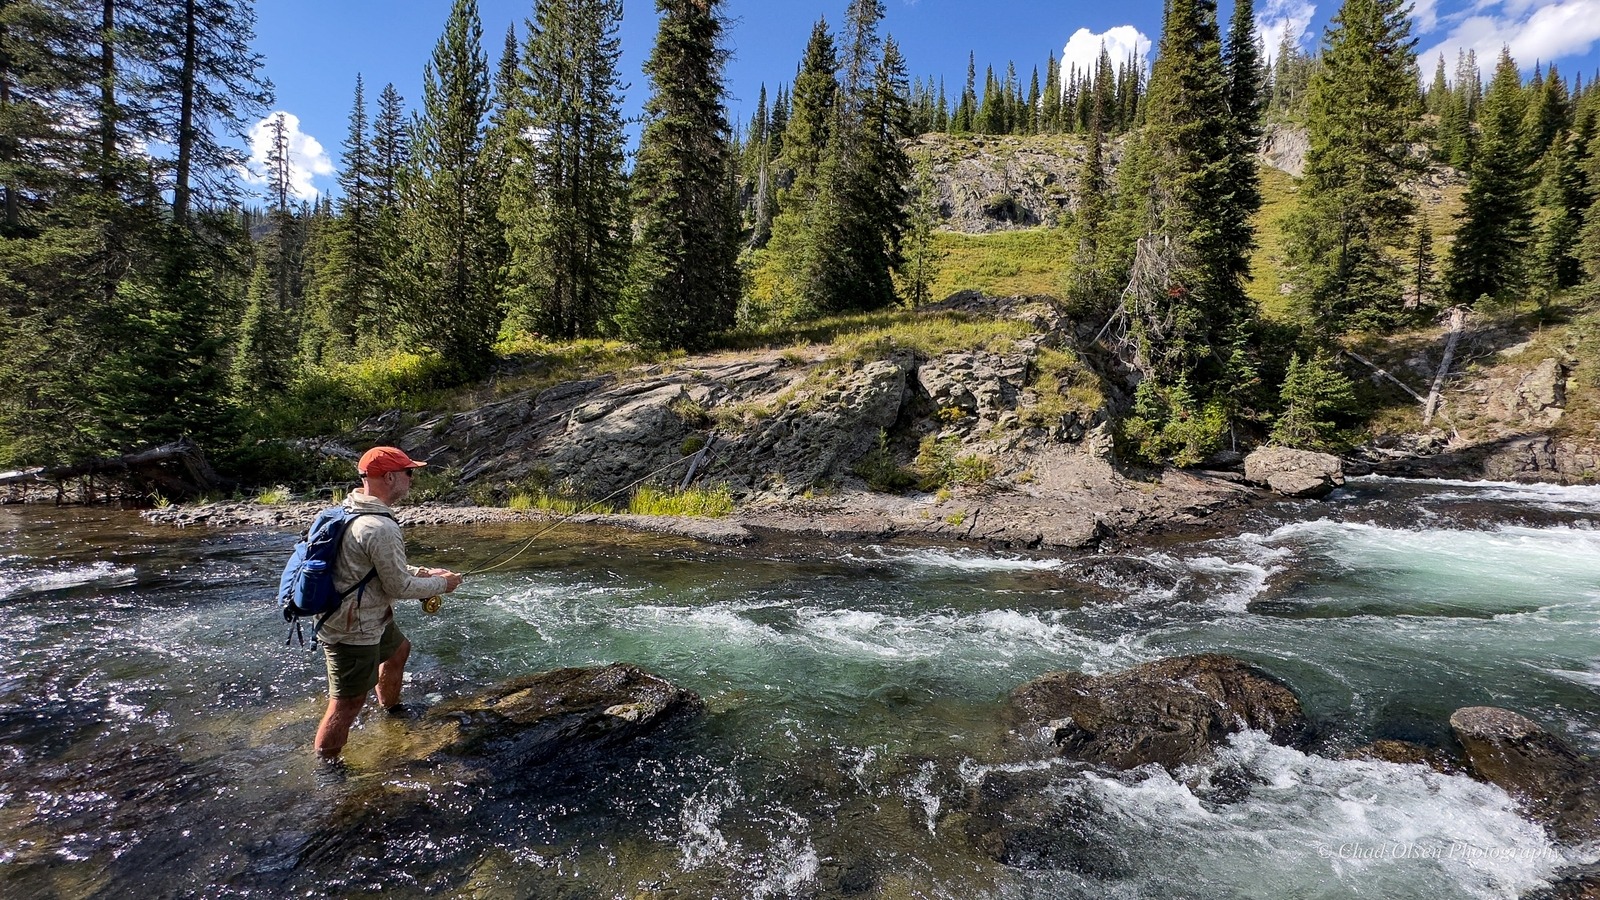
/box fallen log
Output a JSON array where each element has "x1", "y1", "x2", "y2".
[
  {"x1": 1423, "y1": 306, "x2": 1468, "y2": 427},
  {"x1": 0, "y1": 438, "x2": 225, "y2": 501}
]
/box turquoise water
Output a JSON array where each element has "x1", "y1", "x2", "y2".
[{"x1": 1, "y1": 478, "x2": 1597, "y2": 898}]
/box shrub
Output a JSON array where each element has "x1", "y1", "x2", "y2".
[
  {"x1": 255, "y1": 485, "x2": 292, "y2": 505},
  {"x1": 1271, "y1": 352, "x2": 1357, "y2": 450},
  {"x1": 914, "y1": 435, "x2": 993, "y2": 489},
  {"x1": 854, "y1": 429, "x2": 917, "y2": 492}
]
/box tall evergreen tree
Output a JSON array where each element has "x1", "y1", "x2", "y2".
[
  {"x1": 895, "y1": 149, "x2": 943, "y2": 306},
  {"x1": 1100, "y1": 0, "x2": 1259, "y2": 462},
  {"x1": 144, "y1": 0, "x2": 271, "y2": 225},
  {"x1": 407, "y1": 0, "x2": 502, "y2": 378},
  {"x1": 1446, "y1": 48, "x2": 1534, "y2": 305},
  {"x1": 500, "y1": 0, "x2": 629, "y2": 339},
  {"x1": 1284, "y1": 0, "x2": 1418, "y2": 329},
  {"x1": 307, "y1": 75, "x2": 383, "y2": 358},
  {"x1": 1220, "y1": 0, "x2": 1265, "y2": 284},
  {"x1": 618, "y1": 0, "x2": 740, "y2": 350},
  {"x1": 368, "y1": 81, "x2": 411, "y2": 332}
]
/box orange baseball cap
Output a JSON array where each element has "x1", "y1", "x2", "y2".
[{"x1": 358, "y1": 446, "x2": 428, "y2": 477}]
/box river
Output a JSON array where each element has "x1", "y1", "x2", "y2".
[{"x1": 1, "y1": 477, "x2": 1597, "y2": 898}]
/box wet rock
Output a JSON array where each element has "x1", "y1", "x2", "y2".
[
  {"x1": 1243, "y1": 446, "x2": 1345, "y2": 498},
  {"x1": 1521, "y1": 863, "x2": 1600, "y2": 900},
  {"x1": 1449, "y1": 706, "x2": 1600, "y2": 842},
  {"x1": 419, "y1": 663, "x2": 703, "y2": 771},
  {"x1": 962, "y1": 765, "x2": 1135, "y2": 875},
  {"x1": 1345, "y1": 739, "x2": 1462, "y2": 774},
  {"x1": 1009, "y1": 654, "x2": 1311, "y2": 771}
]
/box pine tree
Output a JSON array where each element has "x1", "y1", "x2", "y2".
[
  {"x1": 307, "y1": 75, "x2": 385, "y2": 359},
  {"x1": 1220, "y1": 0, "x2": 1265, "y2": 285},
  {"x1": 1043, "y1": 51, "x2": 1062, "y2": 132},
  {"x1": 895, "y1": 150, "x2": 943, "y2": 306},
  {"x1": 1411, "y1": 219, "x2": 1436, "y2": 307},
  {"x1": 776, "y1": 21, "x2": 837, "y2": 191},
  {"x1": 617, "y1": 0, "x2": 740, "y2": 350},
  {"x1": 1026, "y1": 66, "x2": 1041, "y2": 135},
  {"x1": 1099, "y1": 0, "x2": 1259, "y2": 462},
  {"x1": 1523, "y1": 62, "x2": 1570, "y2": 162},
  {"x1": 368, "y1": 82, "x2": 411, "y2": 333},
  {"x1": 1271, "y1": 351, "x2": 1355, "y2": 449},
  {"x1": 1534, "y1": 109, "x2": 1591, "y2": 291},
  {"x1": 1063, "y1": 57, "x2": 1111, "y2": 311},
  {"x1": 500, "y1": 0, "x2": 629, "y2": 339},
  {"x1": 954, "y1": 52, "x2": 975, "y2": 132},
  {"x1": 1446, "y1": 48, "x2": 1533, "y2": 306},
  {"x1": 407, "y1": 0, "x2": 502, "y2": 378},
  {"x1": 143, "y1": 0, "x2": 271, "y2": 224},
  {"x1": 1284, "y1": 0, "x2": 1418, "y2": 329},
  {"x1": 1426, "y1": 54, "x2": 1448, "y2": 114}
]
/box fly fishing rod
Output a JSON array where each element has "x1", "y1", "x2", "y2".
[{"x1": 420, "y1": 436, "x2": 718, "y2": 613}]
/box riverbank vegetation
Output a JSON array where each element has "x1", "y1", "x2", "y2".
[{"x1": 3, "y1": 0, "x2": 1599, "y2": 498}]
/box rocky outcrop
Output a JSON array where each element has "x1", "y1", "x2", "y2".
[
  {"x1": 912, "y1": 133, "x2": 1080, "y2": 232},
  {"x1": 1258, "y1": 123, "x2": 1309, "y2": 177},
  {"x1": 1008, "y1": 654, "x2": 1311, "y2": 771},
  {"x1": 1449, "y1": 706, "x2": 1600, "y2": 843},
  {"x1": 1243, "y1": 446, "x2": 1345, "y2": 498}
]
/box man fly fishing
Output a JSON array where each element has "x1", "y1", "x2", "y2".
[{"x1": 313, "y1": 446, "x2": 462, "y2": 764}]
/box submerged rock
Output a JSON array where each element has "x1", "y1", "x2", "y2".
[
  {"x1": 418, "y1": 663, "x2": 704, "y2": 770},
  {"x1": 1009, "y1": 654, "x2": 1311, "y2": 771},
  {"x1": 1243, "y1": 447, "x2": 1345, "y2": 498},
  {"x1": 1449, "y1": 706, "x2": 1600, "y2": 843},
  {"x1": 1345, "y1": 739, "x2": 1462, "y2": 774}
]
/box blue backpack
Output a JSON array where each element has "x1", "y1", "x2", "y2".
[{"x1": 278, "y1": 507, "x2": 390, "y2": 647}]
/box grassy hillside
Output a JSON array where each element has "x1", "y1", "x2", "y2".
[{"x1": 926, "y1": 228, "x2": 1073, "y2": 299}]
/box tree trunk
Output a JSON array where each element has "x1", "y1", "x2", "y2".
[{"x1": 172, "y1": 0, "x2": 197, "y2": 224}]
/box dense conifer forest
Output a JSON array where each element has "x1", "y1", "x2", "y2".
[{"x1": 3, "y1": 0, "x2": 1599, "y2": 487}]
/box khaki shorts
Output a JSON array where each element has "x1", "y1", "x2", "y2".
[{"x1": 323, "y1": 619, "x2": 405, "y2": 699}]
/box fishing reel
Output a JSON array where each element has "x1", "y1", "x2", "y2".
[{"x1": 421, "y1": 595, "x2": 443, "y2": 615}]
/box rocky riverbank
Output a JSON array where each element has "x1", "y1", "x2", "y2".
[{"x1": 141, "y1": 447, "x2": 1261, "y2": 551}]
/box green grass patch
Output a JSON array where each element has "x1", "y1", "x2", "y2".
[
  {"x1": 718, "y1": 307, "x2": 1035, "y2": 362},
  {"x1": 1246, "y1": 166, "x2": 1299, "y2": 319},
  {"x1": 505, "y1": 490, "x2": 613, "y2": 515},
  {"x1": 627, "y1": 484, "x2": 735, "y2": 517},
  {"x1": 1022, "y1": 346, "x2": 1106, "y2": 425},
  {"x1": 254, "y1": 485, "x2": 292, "y2": 504},
  {"x1": 927, "y1": 228, "x2": 1073, "y2": 300}
]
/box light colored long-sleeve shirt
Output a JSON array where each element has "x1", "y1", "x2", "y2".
[{"x1": 316, "y1": 490, "x2": 448, "y2": 646}]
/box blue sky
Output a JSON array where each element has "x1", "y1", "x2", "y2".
[{"x1": 247, "y1": 0, "x2": 1600, "y2": 200}]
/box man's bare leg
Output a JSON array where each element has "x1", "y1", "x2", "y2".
[
  {"x1": 375, "y1": 638, "x2": 411, "y2": 709},
  {"x1": 315, "y1": 696, "x2": 367, "y2": 759}
]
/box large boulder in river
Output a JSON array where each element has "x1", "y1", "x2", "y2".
[
  {"x1": 1243, "y1": 446, "x2": 1345, "y2": 498},
  {"x1": 1449, "y1": 706, "x2": 1600, "y2": 842},
  {"x1": 1009, "y1": 654, "x2": 1311, "y2": 771}
]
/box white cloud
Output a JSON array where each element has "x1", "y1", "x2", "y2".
[
  {"x1": 243, "y1": 111, "x2": 334, "y2": 203},
  {"x1": 1060, "y1": 25, "x2": 1152, "y2": 83},
  {"x1": 1421, "y1": 0, "x2": 1600, "y2": 73},
  {"x1": 1411, "y1": 0, "x2": 1442, "y2": 34},
  {"x1": 1259, "y1": 0, "x2": 1317, "y2": 63}
]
